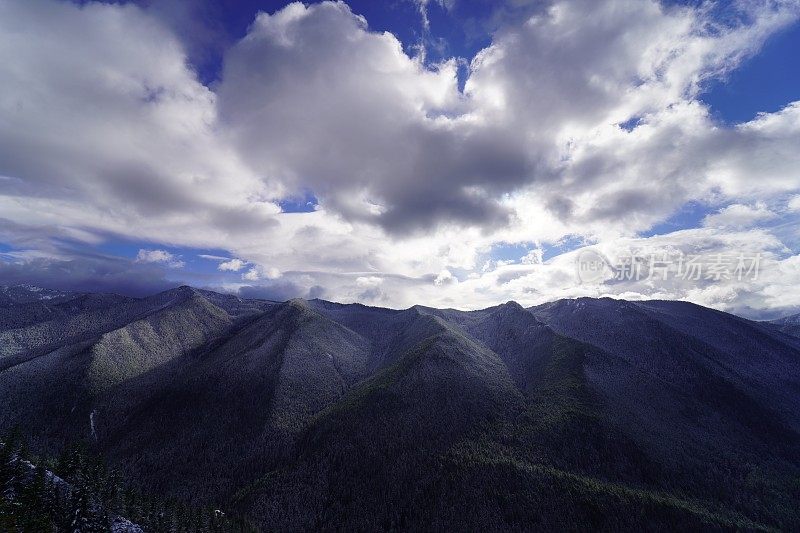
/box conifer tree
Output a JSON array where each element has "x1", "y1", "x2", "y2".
[
  {"x1": 69, "y1": 469, "x2": 109, "y2": 533},
  {"x1": 16, "y1": 461, "x2": 54, "y2": 531}
]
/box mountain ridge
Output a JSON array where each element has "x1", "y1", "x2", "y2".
[{"x1": 1, "y1": 284, "x2": 799, "y2": 530}]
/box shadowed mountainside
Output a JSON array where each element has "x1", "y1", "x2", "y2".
[
  {"x1": 771, "y1": 312, "x2": 800, "y2": 339},
  {"x1": 1, "y1": 285, "x2": 799, "y2": 531}
]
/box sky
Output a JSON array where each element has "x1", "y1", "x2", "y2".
[{"x1": 0, "y1": 0, "x2": 799, "y2": 318}]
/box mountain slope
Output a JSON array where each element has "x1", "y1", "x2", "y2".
[
  {"x1": 90, "y1": 299, "x2": 373, "y2": 502},
  {"x1": 1, "y1": 287, "x2": 799, "y2": 530},
  {"x1": 0, "y1": 287, "x2": 251, "y2": 449},
  {"x1": 235, "y1": 313, "x2": 525, "y2": 530},
  {"x1": 531, "y1": 298, "x2": 800, "y2": 442},
  {"x1": 0, "y1": 291, "x2": 137, "y2": 364}
]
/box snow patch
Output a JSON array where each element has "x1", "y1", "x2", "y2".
[{"x1": 111, "y1": 517, "x2": 145, "y2": 533}]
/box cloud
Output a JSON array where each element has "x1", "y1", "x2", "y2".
[
  {"x1": 470, "y1": 0, "x2": 800, "y2": 237},
  {"x1": 703, "y1": 203, "x2": 777, "y2": 229},
  {"x1": 434, "y1": 269, "x2": 456, "y2": 286},
  {"x1": 414, "y1": 0, "x2": 455, "y2": 37},
  {"x1": 216, "y1": 0, "x2": 800, "y2": 240},
  {"x1": 242, "y1": 268, "x2": 260, "y2": 281},
  {"x1": 241, "y1": 265, "x2": 282, "y2": 281},
  {"x1": 217, "y1": 1, "x2": 524, "y2": 234},
  {"x1": 0, "y1": 0, "x2": 277, "y2": 247},
  {"x1": 0, "y1": 253, "x2": 181, "y2": 297},
  {"x1": 396, "y1": 227, "x2": 800, "y2": 319},
  {"x1": 218, "y1": 258, "x2": 246, "y2": 271},
  {"x1": 521, "y1": 249, "x2": 544, "y2": 265},
  {"x1": 135, "y1": 249, "x2": 185, "y2": 269},
  {"x1": 0, "y1": 0, "x2": 798, "y2": 315}
]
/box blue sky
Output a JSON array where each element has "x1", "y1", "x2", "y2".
[
  {"x1": 0, "y1": 0, "x2": 799, "y2": 316},
  {"x1": 703, "y1": 18, "x2": 800, "y2": 123},
  {"x1": 138, "y1": 0, "x2": 496, "y2": 84}
]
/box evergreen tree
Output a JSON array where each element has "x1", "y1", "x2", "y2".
[
  {"x1": 1, "y1": 433, "x2": 253, "y2": 532},
  {"x1": 123, "y1": 487, "x2": 140, "y2": 523},
  {"x1": 69, "y1": 470, "x2": 108, "y2": 533},
  {"x1": 0, "y1": 441, "x2": 15, "y2": 532},
  {"x1": 16, "y1": 461, "x2": 54, "y2": 531},
  {"x1": 0, "y1": 440, "x2": 26, "y2": 529}
]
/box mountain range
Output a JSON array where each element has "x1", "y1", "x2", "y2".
[{"x1": 1, "y1": 284, "x2": 799, "y2": 531}]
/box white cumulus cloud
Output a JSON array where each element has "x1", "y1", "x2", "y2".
[
  {"x1": 135, "y1": 249, "x2": 185, "y2": 269},
  {"x1": 218, "y1": 258, "x2": 247, "y2": 272}
]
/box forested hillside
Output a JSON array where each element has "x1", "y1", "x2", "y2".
[
  {"x1": 1, "y1": 286, "x2": 799, "y2": 531},
  {"x1": 0, "y1": 431, "x2": 252, "y2": 532}
]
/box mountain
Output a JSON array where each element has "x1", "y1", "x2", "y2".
[
  {"x1": 0, "y1": 286, "x2": 272, "y2": 449},
  {"x1": 1, "y1": 286, "x2": 799, "y2": 531},
  {"x1": 0, "y1": 284, "x2": 75, "y2": 305},
  {"x1": 771, "y1": 312, "x2": 800, "y2": 339}
]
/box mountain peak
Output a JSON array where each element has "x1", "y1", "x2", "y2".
[
  {"x1": 501, "y1": 300, "x2": 525, "y2": 311},
  {"x1": 287, "y1": 297, "x2": 312, "y2": 310}
]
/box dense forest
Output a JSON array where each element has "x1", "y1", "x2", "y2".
[{"x1": 0, "y1": 430, "x2": 253, "y2": 532}]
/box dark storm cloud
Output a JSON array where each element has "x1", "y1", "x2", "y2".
[{"x1": 0, "y1": 254, "x2": 181, "y2": 297}]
